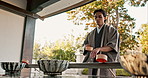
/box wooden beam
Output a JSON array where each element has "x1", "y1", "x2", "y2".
[
  {"x1": 29, "y1": 0, "x2": 60, "y2": 13},
  {"x1": 0, "y1": 1, "x2": 41, "y2": 19},
  {"x1": 40, "y1": 0, "x2": 95, "y2": 19},
  {"x1": 68, "y1": 62, "x2": 122, "y2": 69},
  {"x1": 25, "y1": 62, "x2": 123, "y2": 69}
]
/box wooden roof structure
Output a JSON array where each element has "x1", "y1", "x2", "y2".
[{"x1": 0, "y1": 0, "x2": 95, "y2": 19}]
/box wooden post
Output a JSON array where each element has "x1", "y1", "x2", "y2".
[{"x1": 20, "y1": 16, "x2": 36, "y2": 77}]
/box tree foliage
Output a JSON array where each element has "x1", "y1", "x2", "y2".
[
  {"x1": 128, "y1": 0, "x2": 148, "y2": 7},
  {"x1": 67, "y1": 0, "x2": 147, "y2": 53},
  {"x1": 138, "y1": 24, "x2": 148, "y2": 54},
  {"x1": 33, "y1": 43, "x2": 53, "y2": 61},
  {"x1": 33, "y1": 34, "x2": 85, "y2": 62}
]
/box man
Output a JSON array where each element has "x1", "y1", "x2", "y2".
[{"x1": 83, "y1": 9, "x2": 120, "y2": 77}]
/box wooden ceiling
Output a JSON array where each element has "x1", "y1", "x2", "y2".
[{"x1": 0, "y1": 0, "x2": 95, "y2": 20}]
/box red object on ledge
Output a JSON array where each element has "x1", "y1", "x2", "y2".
[
  {"x1": 22, "y1": 60, "x2": 29, "y2": 64},
  {"x1": 96, "y1": 54, "x2": 107, "y2": 63},
  {"x1": 96, "y1": 58, "x2": 107, "y2": 63}
]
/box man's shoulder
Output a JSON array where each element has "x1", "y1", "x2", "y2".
[
  {"x1": 104, "y1": 24, "x2": 117, "y2": 31},
  {"x1": 89, "y1": 27, "x2": 97, "y2": 34}
]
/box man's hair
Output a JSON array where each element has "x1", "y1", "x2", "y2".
[{"x1": 93, "y1": 9, "x2": 107, "y2": 17}]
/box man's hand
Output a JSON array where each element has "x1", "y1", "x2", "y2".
[
  {"x1": 90, "y1": 48, "x2": 100, "y2": 58},
  {"x1": 85, "y1": 44, "x2": 93, "y2": 51},
  {"x1": 90, "y1": 46, "x2": 113, "y2": 58}
]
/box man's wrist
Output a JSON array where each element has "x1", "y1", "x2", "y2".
[
  {"x1": 85, "y1": 46, "x2": 93, "y2": 51},
  {"x1": 96, "y1": 48, "x2": 101, "y2": 53}
]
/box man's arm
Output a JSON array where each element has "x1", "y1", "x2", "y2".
[
  {"x1": 90, "y1": 46, "x2": 113, "y2": 58},
  {"x1": 84, "y1": 44, "x2": 93, "y2": 51},
  {"x1": 95, "y1": 46, "x2": 113, "y2": 52}
]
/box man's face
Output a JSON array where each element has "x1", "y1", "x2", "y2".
[{"x1": 94, "y1": 12, "x2": 106, "y2": 26}]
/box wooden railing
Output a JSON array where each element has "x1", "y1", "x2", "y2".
[{"x1": 25, "y1": 62, "x2": 123, "y2": 69}]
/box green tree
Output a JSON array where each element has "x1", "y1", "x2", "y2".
[
  {"x1": 33, "y1": 34, "x2": 85, "y2": 62},
  {"x1": 67, "y1": 0, "x2": 147, "y2": 53},
  {"x1": 138, "y1": 24, "x2": 148, "y2": 54},
  {"x1": 50, "y1": 34, "x2": 85, "y2": 61},
  {"x1": 33, "y1": 42, "x2": 53, "y2": 61}
]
